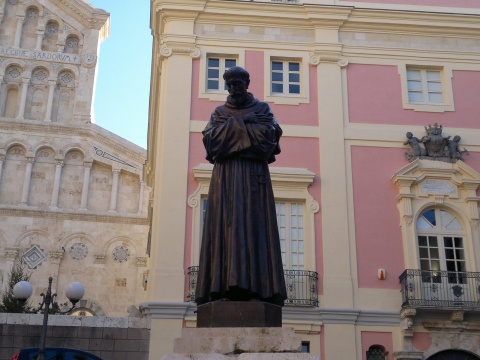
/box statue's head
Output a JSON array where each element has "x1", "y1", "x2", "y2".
[
  {"x1": 223, "y1": 66, "x2": 251, "y2": 105},
  {"x1": 223, "y1": 66, "x2": 250, "y2": 84},
  {"x1": 406, "y1": 132, "x2": 413, "y2": 138}
]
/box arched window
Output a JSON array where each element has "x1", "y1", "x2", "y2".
[
  {"x1": 20, "y1": 7, "x2": 39, "y2": 49},
  {"x1": 366, "y1": 345, "x2": 387, "y2": 360},
  {"x1": 417, "y1": 209, "x2": 466, "y2": 283},
  {"x1": 52, "y1": 70, "x2": 75, "y2": 122},
  {"x1": 43, "y1": 20, "x2": 60, "y2": 51},
  {"x1": 64, "y1": 35, "x2": 79, "y2": 54},
  {"x1": 1, "y1": 66, "x2": 22, "y2": 117},
  {"x1": 427, "y1": 350, "x2": 480, "y2": 359}
]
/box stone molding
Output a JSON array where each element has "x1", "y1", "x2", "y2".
[
  {"x1": 139, "y1": 301, "x2": 400, "y2": 327},
  {"x1": 57, "y1": 0, "x2": 110, "y2": 30},
  {"x1": 309, "y1": 54, "x2": 348, "y2": 67},
  {"x1": 0, "y1": 208, "x2": 148, "y2": 225},
  {"x1": 160, "y1": 45, "x2": 201, "y2": 59},
  {"x1": 0, "y1": 312, "x2": 147, "y2": 328},
  {"x1": 0, "y1": 119, "x2": 147, "y2": 168}
]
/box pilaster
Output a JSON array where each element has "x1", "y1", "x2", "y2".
[
  {"x1": 20, "y1": 156, "x2": 34, "y2": 205},
  {"x1": 147, "y1": 7, "x2": 200, "y2": 304},
  {"x1": 79, "y1": 159, "x2": 93, "y2": 210}
]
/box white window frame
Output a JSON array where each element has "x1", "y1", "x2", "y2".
[
  {"x1": 417, "y1": 209, "x2": 467, "y2": 278},
  {"x1": 264, "y1": 51, "x2": 310, "y2": 105},
  {"x1": 198, "y1": 49, "x2": 245, "y2": 102},
  {"x1": 392, "y1": 160, "x2": 480, "y2": 272},
  {"x1": 206, "y1": 56, "x2": 238, "y2": 93},
  {"x1": 188, "y1": 164, "x2": 318, "y2": 271},
  {"x1": 271, "y1": 60, "x2": 301, "y2": 96},
  {"x1": 276, "y1": 201, "x2": 305, "y2": 270},
  {"x1": 398, "y1": 63, "x2": 454, "y2": 112}
]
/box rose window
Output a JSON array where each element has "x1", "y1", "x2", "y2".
[
  {"x1": 46, "y1": 23, "x2": 59, "y2": 35},
  {"x1": 66, "y1": 37, "x2": 79, "y2": 49}
]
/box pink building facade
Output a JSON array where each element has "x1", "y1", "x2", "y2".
[{"x1": 144, "y1": 1, "x2": 480, "y2": 359}]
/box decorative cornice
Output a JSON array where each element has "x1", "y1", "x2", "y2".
[
  {"x1": 0, "y1": 119, "x2": 146, "y2": 168},
  {"x1": 140, "y1": 301, "x2": 400, "y2": 326},
  {"x1": 57, "y1": 0, "x2": 110, "y2": 30},
  {"x1": 0, "y1": 207, "x2": 148, "y2": 225}
]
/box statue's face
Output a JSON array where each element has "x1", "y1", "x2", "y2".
[{"x1": 226, "y1": 77, "x2": 249, "y2": 105}]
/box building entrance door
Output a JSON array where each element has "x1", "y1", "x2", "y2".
[{"x1": 427, "y1": 350, "x2": 480, "y2": 360}]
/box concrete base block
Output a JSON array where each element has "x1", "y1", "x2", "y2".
[
  {"x1": 173, "y1": 327, "x2": 301, "y2": 354},
  {"x1": 162, "y1": 354, "x2": 316, "y2": 360}
]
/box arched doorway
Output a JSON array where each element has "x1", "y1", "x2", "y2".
[{"x1": 428, "y1": 350, "x2": 480, "y2": 360}]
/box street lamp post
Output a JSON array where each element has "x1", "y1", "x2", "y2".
[{"x1": 13, "y1": 277, "x2": 85, "y2": 360}]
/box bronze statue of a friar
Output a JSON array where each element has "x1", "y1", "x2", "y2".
[{"x1": 195, "y1": 66, "x2": 287, "y2": 307}]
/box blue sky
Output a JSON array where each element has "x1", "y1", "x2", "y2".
[{"x1": 87, "y1": 1, "x2": 151, "y2": 149}]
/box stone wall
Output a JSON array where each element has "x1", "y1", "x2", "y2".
[{"x1": 0, "y1": 314, "x2": 150, "y2": 360}]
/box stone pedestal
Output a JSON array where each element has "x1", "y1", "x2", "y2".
[
  {"x1": 161, "y1": 327, "x2": 316, "y2": 360},
  {"x1": 197, "y1": 302, "x2": 282, "y2": 328}
]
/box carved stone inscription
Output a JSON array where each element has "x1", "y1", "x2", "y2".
[
  {"x1": 420, "y1": 180, "x2": 456, "y2": 195},
  {"x1": 0, "y1": 46, "x2": 81, "y2": 64}
]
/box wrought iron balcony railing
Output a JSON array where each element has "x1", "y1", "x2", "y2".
[
  {"x1": 400, "y1": 269, "x2": 480, "y2": 309},
  {"x1": 187, "y1": 266, "x2": 319, "y2": 307}
]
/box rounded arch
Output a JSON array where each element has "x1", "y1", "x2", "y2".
[
  {"x1": 27, "y1": 62, "x2": 54, "y2": 79},
  {"x1": 63, "y1": 29, "x2": 83, "y2": 45},
  {"x1": 366, "y1": 344, "x2": 387, "y2": 359},
  {"x1": 64, "y1": 31, "x2": 83, "y2": 54},
  {"x1": 59, "y1": 233, "x2": 97, "y2": 253},
  {"x1": 32, "y1": 141, "x2": 58, "y2": 156},
  {"x1": 66, "y1": 298, "x2": 107, "y2": 317},
  {"x1": 100, "y1": 236, "x2": 140, "y2": 257},
  {"x1": 54, "y1": 64, "x2": 79, "y2": 80},
  {"x1": 41, "y1": 15, "x2": 63, "y2": 31},
  {"x1": 0, "y1": 59, "x2": 27, "y2": 77},
  {"x1": 61, "y1": 143, "x2": 89, "y2": 159},
  {"x1": 427, "y1": 349, "x2": 480, "y2": 359},
  {"x1": 24, "y1": 1, "x2": 44, "y2": 18},
  {"x1": 4, "y1": 139, "x2": 28, "y2": 154},
  {"x1": 14, "y1": 229, "x2": 54, "y2": 248},
  {"x1": 24, "y1": 5, "x2": 41, "y2": 18},
  {"x1": 33, "y1": 141, "x2": 57, "y2": 156},
  {"x1": 3, "y1": 63, "x2": 27, "y2": 82},
  {"x1": 414, "y1": 203, "x2": 469, "y2": 234}
]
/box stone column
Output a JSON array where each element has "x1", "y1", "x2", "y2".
[
  {"x1": 108, "y1": 168, "x2": 120, "y2": 213},
  {"x1": 79, "y1": 159, "x2": 93, "y2": 210},
  {"x1": 49, "y1": 251, "x2": 64, "y2": 291},
  {"x1": 20, "y1": 156, "x2": 34, "y2": 205},
  {"x1": 3, "y1": 247, "x2": 19, "y2": 291},
  {"x1": 0, "y1": 154, "x2": 5, "y2": 202},
  {"x1": 137, "y1": 180, "x2": 145, "y2": 215},
  {"x1": 44, "y1": 80, "x2": 56, "y2": 122},
  {"x1": 16, "y1": 78, "x2": 29, "y2": 120},
  {"x1": 49, "y1": 160, "x2": 63, "y2": 209},
  {"x1": 35, "y1": 29, "x2": 43, "y2": 50},
  {"x1": 13, "y1": 16, "x2": 25, "y2": 48}
]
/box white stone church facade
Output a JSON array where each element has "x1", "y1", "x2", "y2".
[{"x1": 0, "y1": 0, "x2": 150, "y2": 317}]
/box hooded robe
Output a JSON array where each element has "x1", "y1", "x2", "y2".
[{"x1": 195, "y1": 93, "x2": 287, "y2": 306}]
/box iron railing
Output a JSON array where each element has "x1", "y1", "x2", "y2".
[
  {"x1": 400, "y1": 269, "x2": 480, "y2": 309},
  {"x1": 187, "y1": 266, "x2": 318, "y2": 306}
]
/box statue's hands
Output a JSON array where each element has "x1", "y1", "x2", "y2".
[{"x1": 243, "y1": 112, "x2": 258, "y2": 124}]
